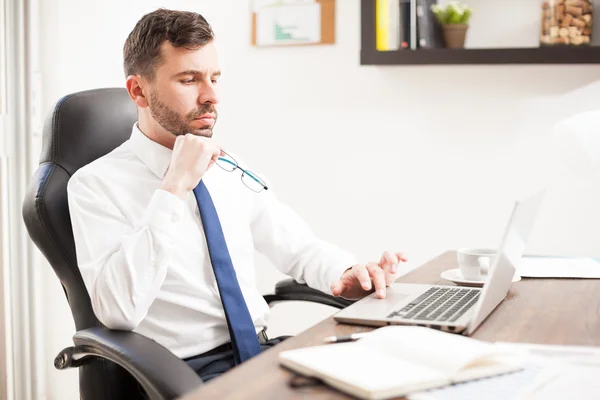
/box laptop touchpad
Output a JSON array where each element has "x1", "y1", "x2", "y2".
[{"x1": 364, "y1": 292, "x2": 410, "y2": 314}]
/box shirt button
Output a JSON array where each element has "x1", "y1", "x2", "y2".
[{"x1": 171, "y1": 214, "x2": 180, "y2": 223}]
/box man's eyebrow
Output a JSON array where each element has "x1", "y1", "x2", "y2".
[{"x1": 172, "y1": 70, "x2": 222, "y2": 78}]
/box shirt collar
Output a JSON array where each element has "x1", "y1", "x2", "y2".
[{"x1": 129, "y1": 123, "x2": 172, "y2": 180}]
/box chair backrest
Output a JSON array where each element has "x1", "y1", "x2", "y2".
[{"x1": 22, "y1": 88, "x2": 141, "y2": 399}]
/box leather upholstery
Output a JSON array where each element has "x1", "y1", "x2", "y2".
[
  {"x1": 266, "y1": 279, "x2": 355, "y2": 309},
  {"x1": 71, "y1": 327, "x2": 203, "y2": 399},
  {"x1": 22, "y1": 88, "x2": 163, "y2": 400}
]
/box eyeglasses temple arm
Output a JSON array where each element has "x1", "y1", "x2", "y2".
[{"x1": 218, "y1": 157, "x2": 268, "y2": 191}]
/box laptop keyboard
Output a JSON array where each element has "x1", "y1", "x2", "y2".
[{"x1": 387, "y1": 287, "x2": 480, "y2": 323}]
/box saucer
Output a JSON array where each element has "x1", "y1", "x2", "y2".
[{"x1": 440, "y1": 268, "x2": 521, "y2": 287}]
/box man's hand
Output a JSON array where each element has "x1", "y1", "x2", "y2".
[
  {"x1": 161, "y1": 134, "x2": 222, "y2": 199},
  {"x1": 331, "y1": 251, "x2": 407, "y2": 300}
]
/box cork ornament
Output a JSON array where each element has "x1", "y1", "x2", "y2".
[{"x1": 540, "y1": 0, "x2": 593, "y2": 46}]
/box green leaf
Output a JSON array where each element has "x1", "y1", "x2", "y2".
[
  {"x1": 430, "y1": 5, "x2": 442, "y2": 24},
  {"x1": 460, "y1": 8, "x2": 473, "y2": 24},
  {"x1": 430, "y1": 1, "x2": 472, "y2": 25}
]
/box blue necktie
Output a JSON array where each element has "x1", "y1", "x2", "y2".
[{"x1": 193, "y1": 180, "x2": 261, "y2": 364}]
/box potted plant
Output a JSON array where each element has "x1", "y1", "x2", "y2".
[{"x1": 431, "y1": 1, "x2": 473, "y2": 49}]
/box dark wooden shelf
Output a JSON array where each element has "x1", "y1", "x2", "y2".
[
  {"x1": 360, "y1": 0, "x2": 600, "y2": 66},
  {"x1": 361, "y1": 46, "x2": 600, "y2": 65}
]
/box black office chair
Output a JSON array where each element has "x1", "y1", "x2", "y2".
[{"x1": 21, "y1": 88, "x2": 354, "y2": 400}]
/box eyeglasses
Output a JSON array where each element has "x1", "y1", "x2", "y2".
[{"x1": 215, "y1": 150, "x2": 268, "y2": 193}]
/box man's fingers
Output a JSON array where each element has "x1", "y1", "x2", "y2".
[
  {"x1": 383, "y1": 266, "x2": 398, "y2": 286},
  {"x1": 396, "y1": 252, "x2": 408, "y2": 262},
  {"x1": 353, "y1": 264, "x2": 372, "y2": 291},
  {"x1": 366, "y1": 263, "x2": 386, "y2": 298},
  {"x1": 331, "y1": 280, "x2": 345, "y2": 297},
  {"x1": 381, "y1": 250, "x2": 396, "y2": 265},
  {"x1": 380, "y1": 250, "x2": 398, "y2": 273}
]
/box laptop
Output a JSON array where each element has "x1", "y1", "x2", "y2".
[{"x1": 334, "y1": 188, "x2": 547, "y2": 336}]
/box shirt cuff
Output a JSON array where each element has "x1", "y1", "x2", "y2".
[{"x1": 139, "y1": 189, "x2": 185, "y2": 231}]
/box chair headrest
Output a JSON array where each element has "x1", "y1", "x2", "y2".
[{"x1": 41, "y1": 88, "x2": 137, "y2": 173}]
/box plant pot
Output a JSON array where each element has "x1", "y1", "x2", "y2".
[{"x1": 442, "y1": 24, "x2": 469, "y2": 49}]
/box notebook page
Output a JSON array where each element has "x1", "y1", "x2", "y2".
[
  {"x1": 279, "y1": 342, "x2": 447, "y2": 397},
  {"x1": 358, "y1": 326, "x2": 513, "y2": 376}
]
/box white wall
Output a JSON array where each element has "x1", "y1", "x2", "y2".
[{"x1": 36, "y1": 0, "x2": 600, "y2": 398}]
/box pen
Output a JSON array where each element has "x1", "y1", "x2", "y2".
[{"x1": 323, "y1": 332, "x2": 371, "y2": 344}]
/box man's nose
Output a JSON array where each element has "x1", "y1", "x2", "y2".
[{"x1": 199, "y1": 82, "x2": 219, "y2": 105}]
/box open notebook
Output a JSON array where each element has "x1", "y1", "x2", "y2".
[{"x1": 279, "y1": 326, "x2": 524, "y2": 400}]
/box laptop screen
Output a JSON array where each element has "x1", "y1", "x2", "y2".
[{"x1": 467, "y1": 188, "x2": 547, "y2": 335}]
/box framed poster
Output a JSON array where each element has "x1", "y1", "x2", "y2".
[{"x1": 251, "y1": 0, "x2": 335, "y2": 46}]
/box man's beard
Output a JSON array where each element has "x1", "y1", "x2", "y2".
[{"x1": 148, "y1": 90, "x2": 217, "y2": 138}]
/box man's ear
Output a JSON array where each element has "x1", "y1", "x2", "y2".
[{"x1": 126, "y1": 75, "x2": 149, "y2": 108}]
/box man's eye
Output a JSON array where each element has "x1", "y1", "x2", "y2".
[
  {"x1": 211, "y1": 79, "x2": 218, "y2": 84},
  {"x1": 181, "y1": 79, "x2": 195, "y2": 84}
]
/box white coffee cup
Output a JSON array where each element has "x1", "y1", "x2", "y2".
[{"x1": 456, "y1": 248, "x2": 496, "y2": 281}]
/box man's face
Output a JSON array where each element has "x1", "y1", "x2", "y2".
[{"x1": 146, "y1": 41, "x2": 220, "y2": 138}]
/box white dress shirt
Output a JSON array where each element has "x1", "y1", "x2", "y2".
[{"x1": 66, "y1": 124, "x2": 357, "y2": 358}]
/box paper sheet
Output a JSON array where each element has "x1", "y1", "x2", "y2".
[
  {"x1": 509, "y1": 343, "x2": 600, "y2": 399},
  {"x1": 408, "y1": 342, "x2": 600, "y2": 400},
  {"x1": 517, "y1": 257, "x2": 600, "y2": 278},
  {"x1": 516, "y1": 364, "x2": 600, "y2": 400},
  {"x1": 408, "y1": 364, "x2": 542, "y2": 400},
  {"x1": 496, "y1": 342, "x2": 600, "y2": 365},
  {"x1": 255, "y1": 3, "x2": 321, "y2": 46}
]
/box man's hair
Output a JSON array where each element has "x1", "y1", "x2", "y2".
[{"x1": 123, "y1": 9, "x2": 214, "y2": 80}]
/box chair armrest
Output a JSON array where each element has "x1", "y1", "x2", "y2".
[
  {"x1": 54, "y1": 327, "x2": 202, "y2": 400},
  {"x1": 263, "y1": 279, "x2": 355, "y2": 309}
]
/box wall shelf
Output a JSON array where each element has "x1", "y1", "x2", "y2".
[
  {"x1": 361, "y1": 0, "x2": 600, "y2": 66},
  {"x1": 361, "y1": 46, "x2": 600, "y2": 65}
]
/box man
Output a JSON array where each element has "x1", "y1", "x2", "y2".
[{"x1": 67, "y1": 8, "x2": 407, "y2": 383}]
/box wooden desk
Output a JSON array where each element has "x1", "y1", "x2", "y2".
[{"x1": 180, "y1": 251, "x2": 600, "y2": 400}]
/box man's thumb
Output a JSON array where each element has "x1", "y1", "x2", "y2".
[{"x1": 331, "y1": 281, "x2": 344, "y2": 296}]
